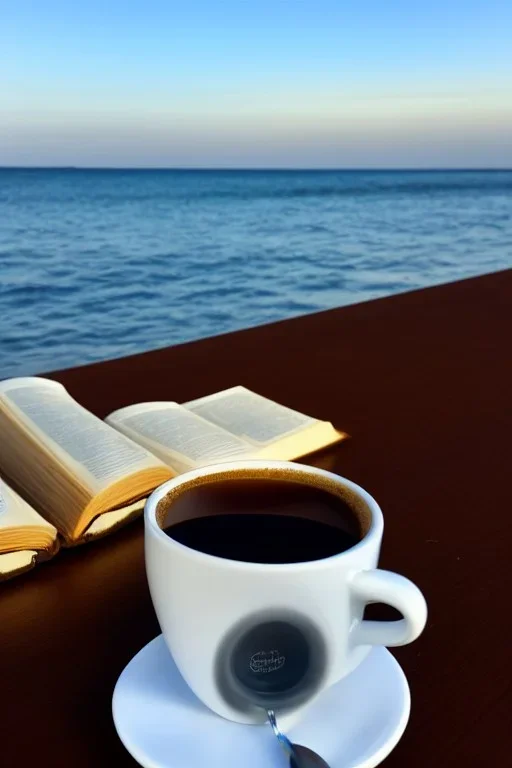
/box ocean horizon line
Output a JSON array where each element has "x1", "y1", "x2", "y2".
[{"x1": 1, "y1": 166, "x2": 511, "y2": 173}]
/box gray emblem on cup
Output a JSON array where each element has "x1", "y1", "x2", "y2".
[{"x1": 215, "y1": 610, "x2": 327, "y2": 714}]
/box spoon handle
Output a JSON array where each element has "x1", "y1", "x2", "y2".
[
  {"x1": 267, "y1": 710, "x2": 295, "y2": 757},
  {"x1": 266, "y1": 710, "x2": 332, "y2": 768}
]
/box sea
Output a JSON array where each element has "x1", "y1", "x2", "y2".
[{"x1": 1, "y1": 169, "x2": 511, "y2": 378}]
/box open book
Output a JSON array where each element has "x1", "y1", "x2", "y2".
[
  {"x1": 0, "y1": 377, "x2": 173, "y2": 548},
  {"x1": 106, "y1": 386, "x2": 347, "y2": 473},
  {"x1": 0, "y1": 478, "x2": 59, "y2": 580},
  {"x1": 0, "y1": 378, "x2": 346, "y2": 580}
]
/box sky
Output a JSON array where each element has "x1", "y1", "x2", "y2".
[{"x1": 1, "y1": 1, "x2": 511, "y2": 168}]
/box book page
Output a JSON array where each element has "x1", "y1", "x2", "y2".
[
  {"x1": 82, "y1": 498, "x2": 146, "y2": 541},
  {"x1": 0, "y1": 378, "x2": 165, "y2": 492},
  {"x1": 0, "y1": 550, "x2": 38, "y2": 580},
  {"x1": 0, "y1": 478, "x2": 57, "y2": 533},
  {"x1": 106, "y1": 402, "x2": 254, "y2": 471},
  {"x1": 184, "y1": 386, "x2": 317, "y2": 446},
  {"x1": 0, "y1": 478, "x2": 58, "y2": 561}
]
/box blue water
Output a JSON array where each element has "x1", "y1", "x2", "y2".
[{"x1": 1, "y1": 169, "x2": 511, "y2": 378}]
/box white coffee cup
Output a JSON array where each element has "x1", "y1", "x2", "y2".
[{"x1": 145, "y1": 460, "x2": 427, "y2": 725}]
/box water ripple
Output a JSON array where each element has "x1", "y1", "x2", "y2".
[{"x1": 1, "y1": 169, "x2": 511, "y2": 376}]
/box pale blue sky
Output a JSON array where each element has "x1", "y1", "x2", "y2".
[{"x1": 1, "y1": 1, "x2": 511, "y2": 167}]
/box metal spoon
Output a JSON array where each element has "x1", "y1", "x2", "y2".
[{"x1": 267, "y1": 710, "x2": 331, "y2": 768}]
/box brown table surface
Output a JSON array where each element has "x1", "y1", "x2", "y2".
[{"x1": 1, "y1": 270, "x2": 511, "y2": 767}]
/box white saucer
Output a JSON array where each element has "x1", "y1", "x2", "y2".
[{"x1": 113, "y1": 635, "x2": 410, "y2": 768}]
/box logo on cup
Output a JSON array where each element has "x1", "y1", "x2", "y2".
[{"x1": 249, "y1": 650, "x2": 285, "y2": 674}]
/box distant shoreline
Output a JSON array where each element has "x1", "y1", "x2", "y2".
[{"x1": 1, "y1": 166, "x2": 511, "y2": 173}]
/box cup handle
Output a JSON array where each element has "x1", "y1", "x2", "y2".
[{"x1": 350, "y1": 569, "x2": 427, "y2": 647}]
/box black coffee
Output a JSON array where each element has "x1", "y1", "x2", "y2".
[{"x1": 161, "y1": 477, "x2": 362, "y2": 564}]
